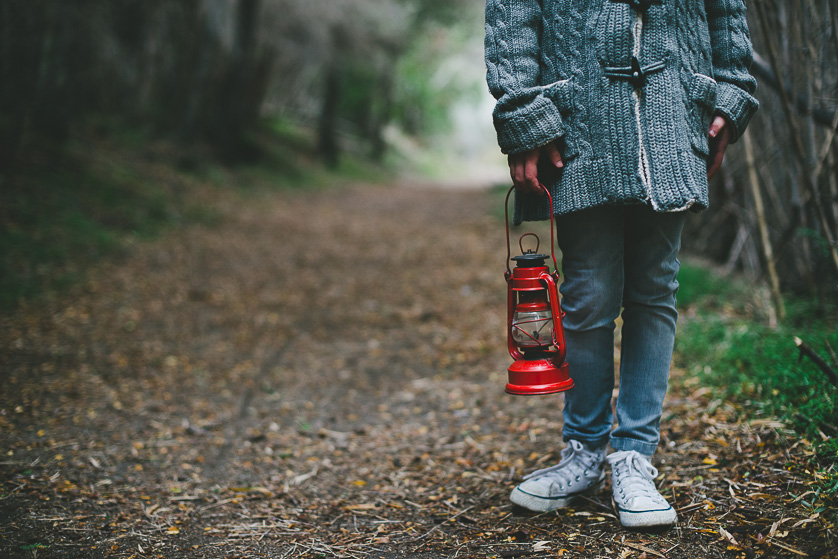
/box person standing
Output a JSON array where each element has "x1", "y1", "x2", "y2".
[{"x1": 485, "y1": 0, "x2": 758, "y2": 528}]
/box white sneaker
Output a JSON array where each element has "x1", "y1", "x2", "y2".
[
  {"x1": 510, "y1": 440, "x2": 606, "y2": 512},
  {"x1": 607, "y1": 450, "x2": 677, "y2": 528}
]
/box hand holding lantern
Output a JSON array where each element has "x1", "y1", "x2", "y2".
[{"x1": 504, "y1": 185, "x2": 574, "y2": 395}]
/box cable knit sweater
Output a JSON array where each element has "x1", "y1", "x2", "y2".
[{"x1": 485, "y1": 0, "x2": 759, "y2": 222}]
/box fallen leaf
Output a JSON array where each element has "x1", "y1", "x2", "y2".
[
  {"x1": 532, "y1": 541, "x2": 551, "y2": 552},
  {"x1": 344, "y1": 503, "x2": 377, "y2": 511},
  {"x1": 719, "y1": 526, "x2": 739, "y2": 546}
]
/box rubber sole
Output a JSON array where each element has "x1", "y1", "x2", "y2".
[
  {"x1": 510, "y1": 476, "x2": 605, "y2": 512},
  {"x1": 612, "y1": 497, "x2": 678, "y2": 528}
]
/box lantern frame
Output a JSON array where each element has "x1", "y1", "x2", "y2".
[{"x1": 503, "y1": 185, "x2": 574, "y2": 395}]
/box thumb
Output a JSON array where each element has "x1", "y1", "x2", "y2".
[
  {"x1": 544, "y1": 142, "x2": 564, "y2": 168},
  {"x1": 708, "y1": 115, "x2": 727, "y2": 139}
]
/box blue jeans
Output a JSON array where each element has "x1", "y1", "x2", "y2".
[{"x1": 555, "y1": 205, "x2": 686, "y2": 456}]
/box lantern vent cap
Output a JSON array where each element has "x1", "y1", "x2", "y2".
[{"x1": 511, "y1": 252, "x2": 550, "y2": 267}]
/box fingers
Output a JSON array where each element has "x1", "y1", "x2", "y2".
[
  {"x1": 544, "y1": 142, "x2": 563, "y2": 169},
  {"x1": 508, "y1": 142, "x2": 563, "y2": 193},
  {"x1": 707, "y1": 116, "x2": 731, "y2": 179},
  {"x1": 509, "y1": 147, "x2": 542, "y2": 193},
  {"x1": 708, "y1": 115, "x2": 727, "y2": 139}
]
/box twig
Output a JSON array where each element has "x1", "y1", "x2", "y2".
[
  {"x1": 279, "y1": 543, "x2": 298, "y2": 558},
  {"x1": 766, "y1": 537, "x2": 809, "y2": 557},
  {"x1": 750, "y1": 53, "x2": 836, "y2": 127},
  {"x1": 795, "y1": 337, "x2": 838, "y2": 385},
  {"x1": 824, "y1": 337, "x2": 838, "y2": 369},
  {"x1": 195, "y1": 498, "x2": 237, "y2": 513},
  {"x1": 411, "y1": 505, "x2": 475, "y2": 541},
  {"x1": 621, "y1": 541, "x2": 666, "y2": 558},
  {"x1": 677, "y1": 501, "x2": 709, "y2": 514}
]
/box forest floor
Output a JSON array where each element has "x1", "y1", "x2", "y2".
[{"x1": 1, "y1": 181, "x2": 835, "y2": 558}]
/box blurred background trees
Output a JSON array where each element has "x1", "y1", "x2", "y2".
[
  {"x1": 684, "y1": 1, "x2": 838, "y2": 308},
  {"x1": 0, "y1": 0, "x2": 497, "y2": 310},
  {"x1": 1, "y1": 0, "x2": 837, "y2": 303},
  {"x1": 0, "y1": 0, "x2": 484, "y2": 165}
]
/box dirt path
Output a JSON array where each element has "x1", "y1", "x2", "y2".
[{"x1": 0, "y1": 182, "x2": 833, "y2": 558}]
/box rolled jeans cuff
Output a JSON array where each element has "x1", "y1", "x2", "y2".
[
  {"x1": 562, "y1": 434, "x2": 611, "y2": 452},
  {"x1": 609, "y1": 435, "x2": 658, "y2": 457}
]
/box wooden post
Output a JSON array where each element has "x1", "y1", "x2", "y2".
[{"x1": 743, "y1": 131, "x2": 786, "y2": 320}]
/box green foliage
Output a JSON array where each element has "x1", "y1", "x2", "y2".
[
  {"x1": 0, "y1": 119, "x2": 395, "y2": 311},
  {"x1": 20, "y1": 543, "x2": 49, "y2": 551},
  {"x1": 391, "y1": 16, "x2": 484, "y2": 139},
  {"x1": 675, "y1": 263, "x2": 722, "y2": 307},
  {"x1": 393, "y1": 37, "x2": 455, "y2": 136},
  {"x1": 674, "y1": 262, "x2": 838, "y2": 487},
  {"x1": 798, "y1": 228, "x2": 834, "y2": 260},
  {"x1": 1, "y1": 155, "x2": 174, "y2": 310}
]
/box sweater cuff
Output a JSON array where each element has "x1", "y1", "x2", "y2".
[
  {"x1": 714, "y1": 82, "x2": 759, "y2": 143},
  {"x1": 494, "y1": 94, "x2": 564, "y2": 155}
]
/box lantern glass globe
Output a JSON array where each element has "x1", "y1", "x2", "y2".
[{"x1": 511, "y1": 310, "x2": 553, "y2": 347}]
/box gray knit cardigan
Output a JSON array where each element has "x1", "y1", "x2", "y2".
[{"x1": 485, "y1": 0, "x2": 759, "y2": 222}]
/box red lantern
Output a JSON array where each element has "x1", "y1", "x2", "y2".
[{"x1": 504, "y1": 185, "x2": 574, "y2": 395}]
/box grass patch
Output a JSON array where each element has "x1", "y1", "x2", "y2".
[
  {"x1": 675, "y1": 259, "x2": 838, "y2": 495},
  {"x1": 1, "y1": 154, "x2": 177, "y2": 309},
  {"x1": 1, "y1": 119, "x2": 394, "y2": 311}
]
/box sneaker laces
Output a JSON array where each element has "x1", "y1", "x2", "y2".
[
  {"x1": 522, "y1": 440, "x2": 601, "y2": 487},
  {"x1": 607, "y1": 450, "x2": 665, "y2": 505}
]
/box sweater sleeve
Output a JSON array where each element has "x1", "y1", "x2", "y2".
[
  {"x1": 485, "y1": 0, "x2": 563, "y2": 155},
  {"x1": 705, "y1": 0, "x2": 759, "y2": 142}
]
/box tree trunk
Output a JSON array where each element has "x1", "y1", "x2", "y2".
[{"x1": 318, "y1": 61, "x2": 341, "y2": 168}]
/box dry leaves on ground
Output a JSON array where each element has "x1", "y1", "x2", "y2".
[{"x1": 1, "y1": 184, "x2": 835, "y2": 558}]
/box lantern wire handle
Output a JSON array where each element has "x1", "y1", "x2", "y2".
[
  {"x1": 504, "y1": 184, "x2": 559, "y2": 275},
  {"x1": 518, "y1": 233, "x2": 540, "y2": 255}
]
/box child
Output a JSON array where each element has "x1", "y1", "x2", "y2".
[{"x1": 485, "y1": 0, "x2": 758, "y2": 528}]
